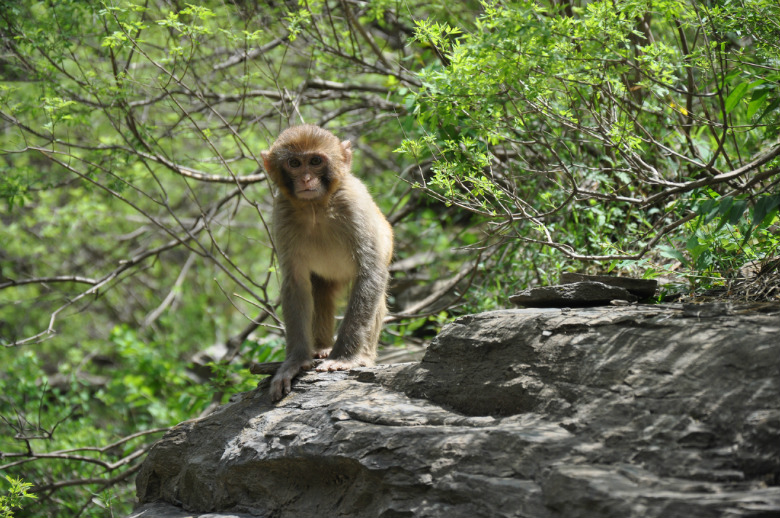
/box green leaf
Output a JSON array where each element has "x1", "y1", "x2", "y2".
[
  {"x1": 724, "y1": 82, "x2": 749, "y2": 114},
  {"x1": 752, "y1": 194, "x2": 780, "y2": 228},
  {"x1": 747, "y1": 87, "x2": 771, "y2": 119},
  {"x1": 714, "y1": 196, "x2": 736, "y2": 231},
  {"x1": 757, "y1": 97, "x2": 780, "y2": 123},
  {"x1": 729, "y1": 199, "x2": 749, "y2": 225},
  {"x1": 695, "y1": 249, "x2": 713, "y2": 270},
  {"x1": 741, "y1": 225, "x2": 754, "y2": 247},
  {"x1": 717, "y1": 196, "x2": 734, "y2": 215},
  {"x1": 698, "y1": 198, "x2": 719, "y2": 223},
  {"x1": 659, "y1": 246, "x2": 688, "y2": 266},
  {"x1": 722, "y1": 199, "x2": 749, "y2": 227}
]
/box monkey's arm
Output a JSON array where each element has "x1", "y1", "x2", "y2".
[
  {"x1": 269, "y1": 268, "x2": 315, "y2": 400},
  {"x1": 322, "y1": 247, "x2": 389, "y2": 367}
]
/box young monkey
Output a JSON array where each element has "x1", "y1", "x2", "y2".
[{"x1": 261, "y1": 125, "x2": 393, "y2": 401}]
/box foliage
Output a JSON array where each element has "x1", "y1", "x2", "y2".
[
  {"x1": 0, "y1": 0, "x2": 778, "y2": 516},
  {"x1": 399, "y1": 0, "x2": 780, "y2": 286},
  {"x1": 0, "y1": 1, "x2": 466, "y2": 515},
  {"x1": 0, "y1": 476, "x2": 37, "y2": 518},
  {"x1": 661, "y1": 191, "x2": 780, "y2": 293}
]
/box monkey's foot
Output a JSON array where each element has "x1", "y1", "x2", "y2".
[
  {"x1": 269, "y1": 358, "x2": 314, "y2": 401},
  {"x1": 315, "y1": 357, "x2": 372, "y2": 372},
  {"x1": 313, "y1": 348, "x2": 332, "y2": 359}
]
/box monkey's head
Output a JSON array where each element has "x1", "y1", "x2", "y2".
[{"x1": 261, "y1": 125, "x2": 353, "y2": 203}]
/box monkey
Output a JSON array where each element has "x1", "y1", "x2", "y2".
[{"x1": 261, "y1": 125, "x2": 393, "y2": 401}]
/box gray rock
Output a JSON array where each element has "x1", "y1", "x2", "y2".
[
  {"x1": 128, "y1": 502, "x2": 255, "y2": 517},
  {"x1": 509, "y1": 281, "x2": 638, "y2": 307},
  {"x1": 133, "y1": 304, "x2": 780, "y2": 518},
  {"x1": 559, "y1": 273, "x2": 658, "y2": 299}
]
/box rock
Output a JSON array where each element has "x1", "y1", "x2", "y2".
[
  {"x1": 509, "y1": 281, "x2": 638, "y2": 307},
  {"x1": 132, "y1": 304, "x2": 780, "y2": 518},
  {"x1": 559, "y1": 273, "x2": 658, "y2": 299},
  {"x1": 682, "y1": 302, "x2": 735, "y2": 317},
  {"x1": 128, "y1": 502, "x2": 254, "y2": 518}
]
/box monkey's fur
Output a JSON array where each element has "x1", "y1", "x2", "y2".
[{"x1": 261, "y1": 125, "x2": 393, "y2": 401}]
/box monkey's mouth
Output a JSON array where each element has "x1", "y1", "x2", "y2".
[{"x1": 296, "y1": 189, "x2": 321, "y2": 200}]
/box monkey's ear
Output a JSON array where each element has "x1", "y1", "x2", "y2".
[
  {"x1": 261, "y1": 150, "x2": 273, "y2": 174},
  {"x1": 261, "y1": 150, "x2": 281, "y2": 186},
  {"x1": 340, "y1": 140, "x2": 353, "y2": 169}
]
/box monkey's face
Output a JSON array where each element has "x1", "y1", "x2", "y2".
[
  {"x1": 262, "y1": 125, "x2": 352, "y2": 204},
  {"x1": 282, "y1": 152, "x2": 331, "y2": 201}
]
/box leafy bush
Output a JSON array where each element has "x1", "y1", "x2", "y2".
[
  {"x1": 1, "y1": 475, "x2": 37, "y2": 518},
  {"x1": 398, "y1": 0, "x2": 780, "y2": 286}
]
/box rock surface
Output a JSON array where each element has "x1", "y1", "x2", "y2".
[
  {"x1": 509, "y1": 281, "x2": 638, "y2": 307},
  {"x1": 131, "y1": 304, "x2": 780, "y2": 518},
  {"x1": 559, "y1": 273, "x2": 658, "y2": 299}
]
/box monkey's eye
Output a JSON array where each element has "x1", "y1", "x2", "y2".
[
  {"x1": 287, "y1": 158, "x2": 302, "y2": 168},
  {"x1": 309, "y1": 156, "x2": 323, "y2": 166}
]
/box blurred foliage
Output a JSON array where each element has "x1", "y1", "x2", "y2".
[
  {"x1": 0, "y1": 0, "x2": 778, "y2": 516},
  {"x1": 1, "y1": 475, "x2": 37, "y2": 518}
]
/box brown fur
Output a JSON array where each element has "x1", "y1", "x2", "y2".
[{"x1": 261, "y1": 125, "x2": 393, "y2": 401}]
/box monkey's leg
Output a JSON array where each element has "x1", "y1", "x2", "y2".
[
  {"x1": 270, "y1": 271, "x2": 315, "y2": 400},
  {"x1": 311, "y1": 274, "x2": 338, "y2": 359},
  {"x1": 368, "y1": 297, "x2": 388, "y2": 351},
  {"x1": 317, "y1": 269, "x2": 388, "y2": 372}
]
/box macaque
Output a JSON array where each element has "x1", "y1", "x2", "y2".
[{"x1": 261, "y1": 125, "x2": 393, "y2": 401}]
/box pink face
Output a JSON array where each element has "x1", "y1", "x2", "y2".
[{"x1": 284, "y1": 153, "x2": 330, "y2": 200}]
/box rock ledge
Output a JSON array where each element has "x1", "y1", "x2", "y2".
[{"x1": 131, "y1": 304, "x2": 780, "y2": 518}]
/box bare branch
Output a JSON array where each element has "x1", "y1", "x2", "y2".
[
  {"x1": 643, "y1": 144, "x2": 780, "y2": 208},
  {"x1": 0, "y1": 277, "x2": 98, "y2": 290},
  {"x1": 212, "y1": 37, "x2": 288, "y2": 71}
]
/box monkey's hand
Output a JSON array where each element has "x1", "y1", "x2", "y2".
[
  {"x1": 313, "y1": 348, "x2": 332, "y2": 359},
  {"x1": 269, "y1": 358, "x2": 314, "y2": 401},
  {"x1": 316, "y1": 356, "x2": 373, "y2": 372}
]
